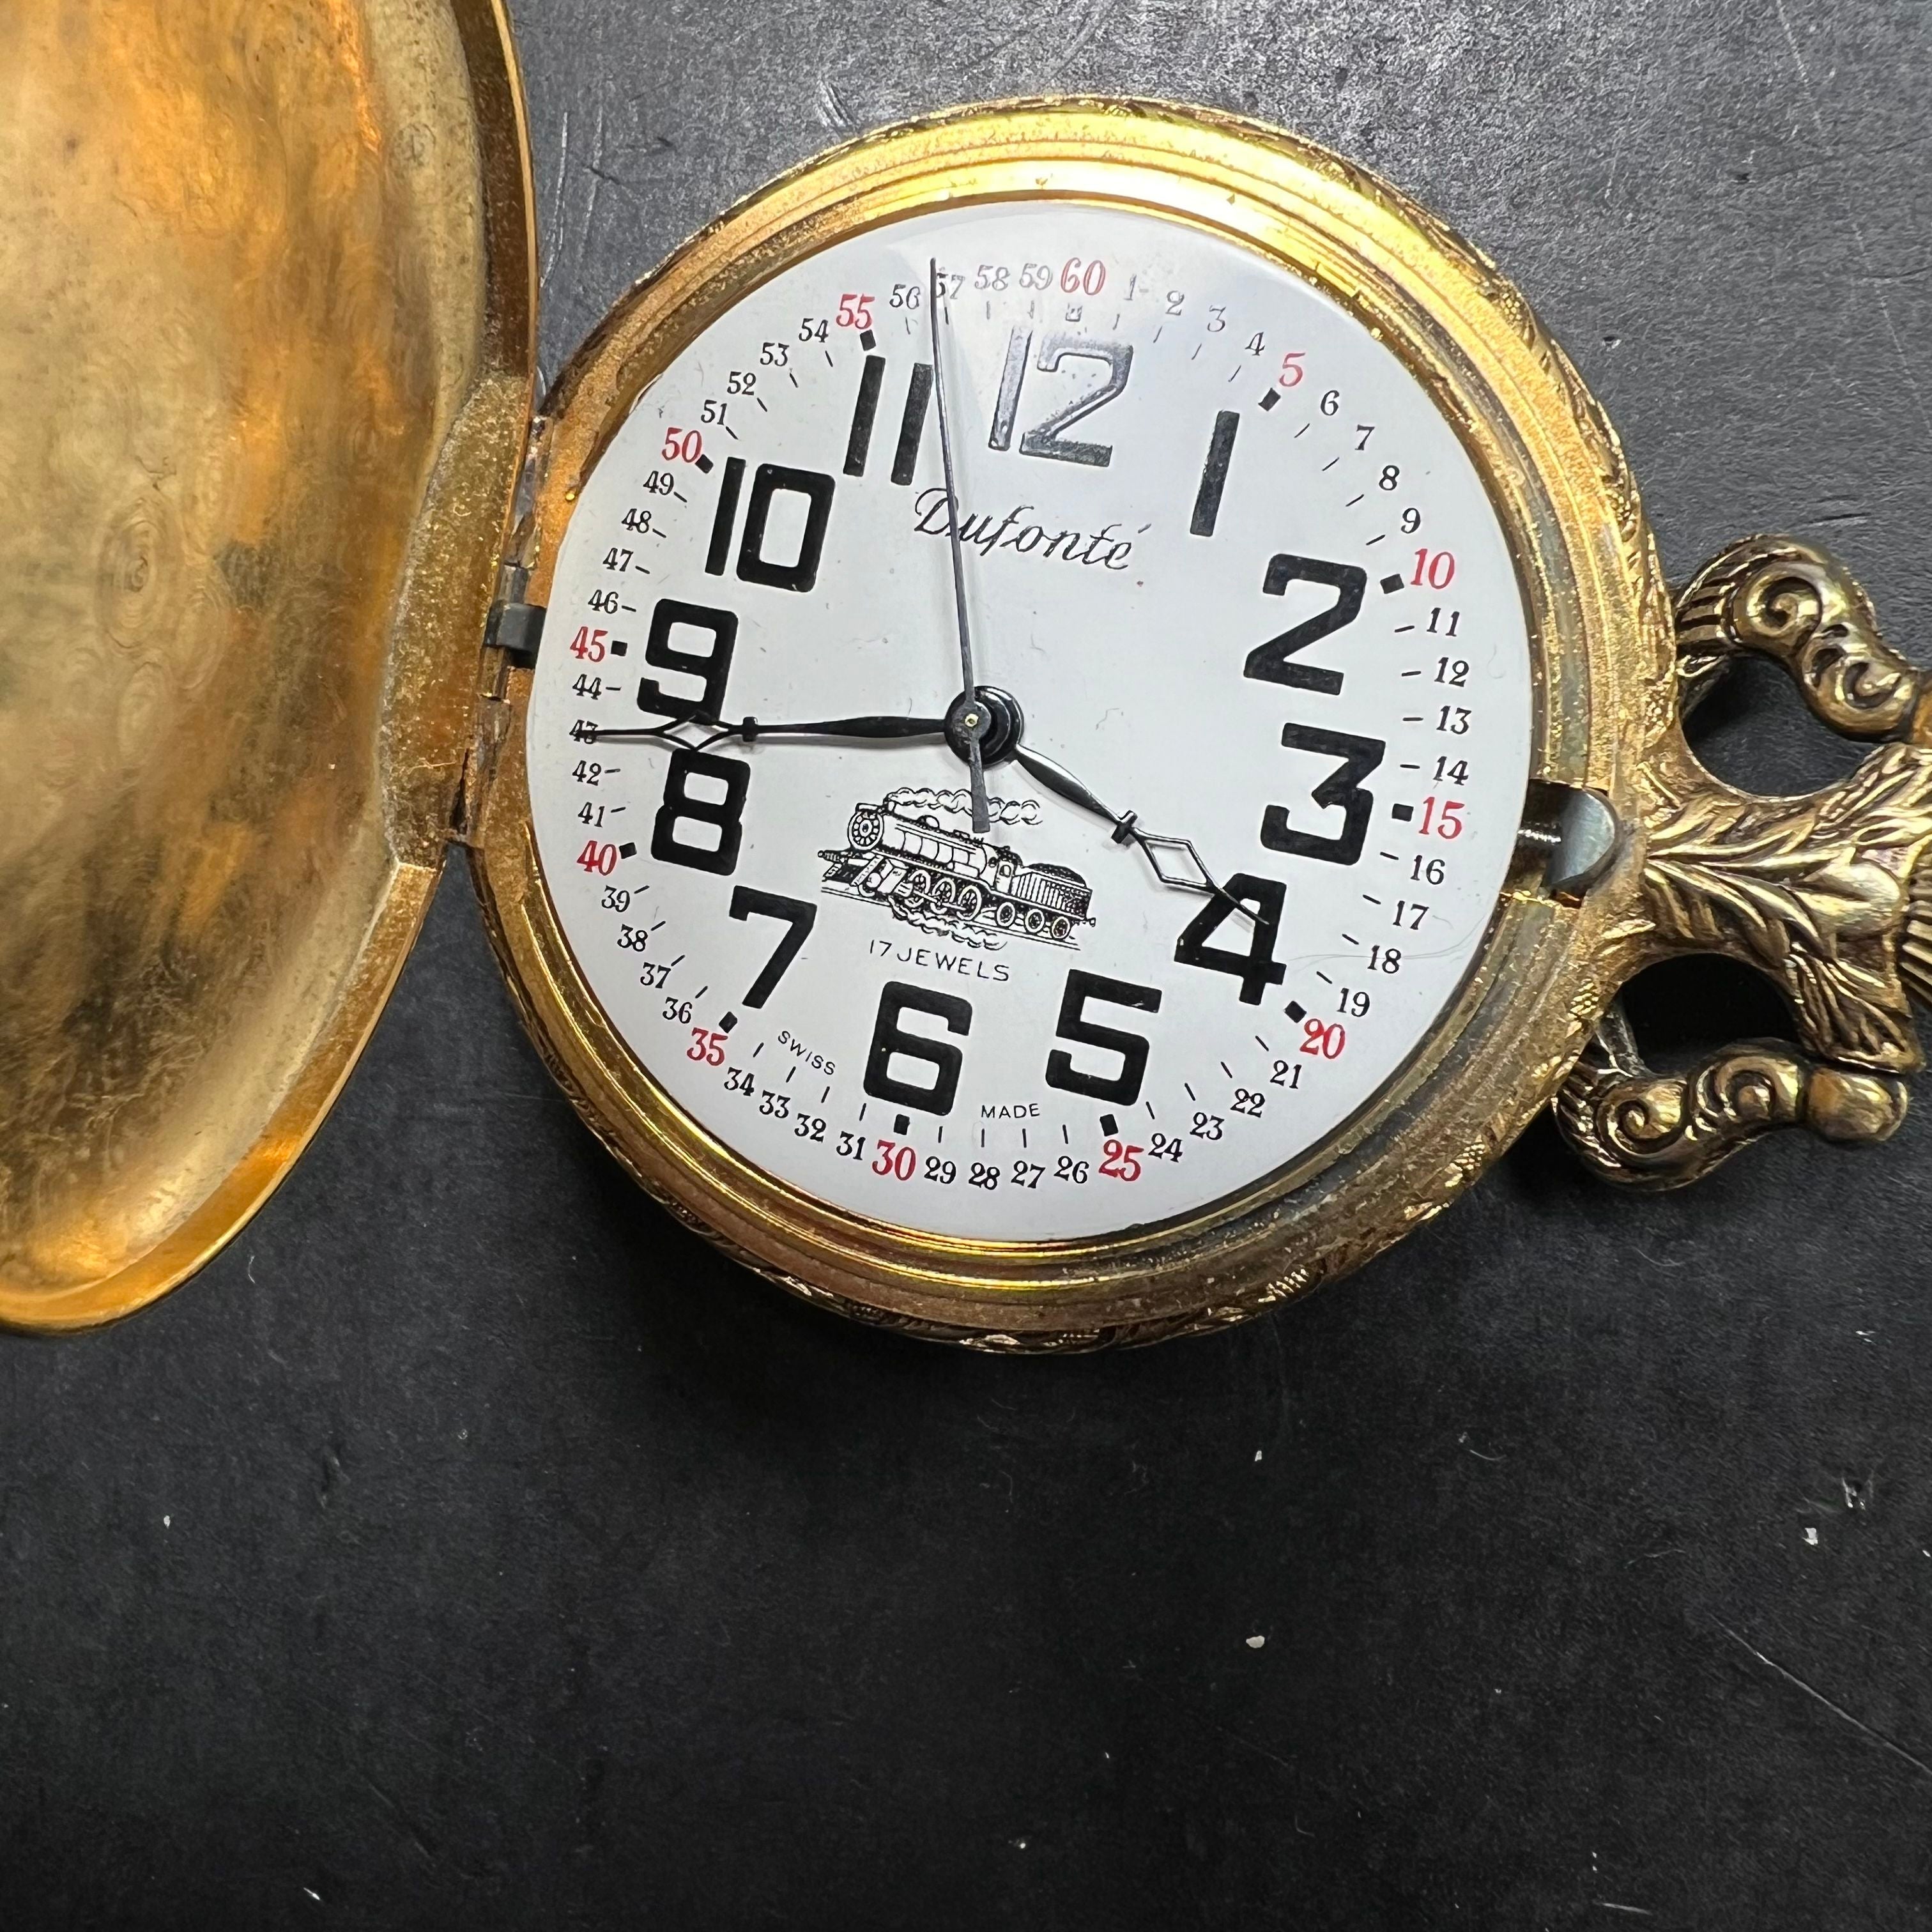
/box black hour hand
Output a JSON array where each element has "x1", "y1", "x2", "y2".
[
  {"x1": 588, "y1": 714, "x2": 947, "y2": 746},
  {"x1": 720, "y1": 714, "x2": 948, "y2": 744},
  {"x1": 1011, "y1": 742, "x2": 1249, "y2": 917},
  {"x1": 1009, "y1": 742, "x2": 1124, "y2": 830}
]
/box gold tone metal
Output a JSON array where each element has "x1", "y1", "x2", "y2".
[
  {"x1": 1555, "y1": 1009, "x2": 1908, "y2": 1191},
  {"x1": 1554, "y1": 537, "x2": 1932, "y2": 1187},
  {"x1": 471, "y1": 98, "x2": 1675, "y2": 1348},
  {"x1": 1675, "y1": 537, "x2": 1924, "y2": 740},
  {"x1": 0, "y1": 1, "x2": 536, "y2": 1330}
]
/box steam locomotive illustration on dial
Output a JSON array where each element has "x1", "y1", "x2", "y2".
[{"x1": 820, "y1": 790, "x2": 1094, "y2": 945}]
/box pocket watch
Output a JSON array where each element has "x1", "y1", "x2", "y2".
[{"x1": 7, "y1": 1, "x2": 1929, "y2": 1346}]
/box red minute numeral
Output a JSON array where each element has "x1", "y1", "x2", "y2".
[
  {"x1": 1099, "y1": 1138, "x2": 1143, "y2": 1182},
  {"x1": 1278, "y1": 350, "x2": 1306, "y2": 388},
  {"x1": 870, "y1": 1139, "x2": 917, "y2": 1180},
  {"x1": 1417, "y1": 796, "x2": 1465, "y2": 840},
  {"x1": 1059, "y1": 256, "x2": 1106, "y2": 296},
  {"x1": 1301, "y1": 1018, "x2": 1347, "y2": 1059},
  {"x1": 661, "y1": 426, "x2": 703, "y2": 463},
  {"x1": 576, "y1": 839, "x2": 618, "y2": 875},
  {"x1": 686, "y1": 1027, "x2": 727, "y2": 1066},
  {"x1": 568, "y1": 625, "x2": 608, "y2": 661},
  {"x1": 1411, "y1": 548, "x2": 1457, "y2": 589},
  {"x1": 836, "y1": 291, "x2": 874, "y2": 330}
]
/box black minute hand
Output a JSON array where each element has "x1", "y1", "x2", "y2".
[{"x1": 929, "y1": 256, "x2": 992, "y2": 836}]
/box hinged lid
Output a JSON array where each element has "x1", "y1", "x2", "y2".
[{"x1": 0, "y1": 0, "x2": 537, "y2": 1328}]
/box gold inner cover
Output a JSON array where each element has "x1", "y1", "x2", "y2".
[{"x1": 0, "y1": 1, "x2": 532, "y2": 1326}]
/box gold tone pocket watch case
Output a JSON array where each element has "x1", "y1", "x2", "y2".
[
  {"x1": 0, "y1": 0, "x2": 535, "y2": 1329},
  {"x1": 6, "y1": 5, "x2": 1926, "y2": 1345},
  {"x1": 468, "y1": 102, "x2": 1666, "y2": 1347}
]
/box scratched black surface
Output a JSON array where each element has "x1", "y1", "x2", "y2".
[{"x1": 4, "y1": 3, "x2": 1931, "y2": 1927}]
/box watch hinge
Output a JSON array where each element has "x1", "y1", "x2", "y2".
[
  {"x1": 459, "y1": 405, "x2": 550, "y2": 851},
  {"x1": 459, "y1": 571, "x2": 545, "y2": 850},
  {"x1": 479, "y1": 413, "x2": 551, "y2": 671},
  {"x1": 486, "y1": 590, "x2": 546, "y2": 666}
]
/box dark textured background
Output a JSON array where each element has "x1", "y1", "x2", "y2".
[{"x1": 5, "y1": 3, "x2": 1931, "y2": 1926}]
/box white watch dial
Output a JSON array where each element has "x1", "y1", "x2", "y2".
[{"x1": 526, "y1": 201, "x2": 1533, "y2": 1241}]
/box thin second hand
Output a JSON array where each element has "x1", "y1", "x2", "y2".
[{"x1": 928, "y1": 255, "x2": 990, "y2": 835}]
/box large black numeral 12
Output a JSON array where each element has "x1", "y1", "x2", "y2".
[{"x1": 988, "y1": 330, "x2": 1133, "y2": 468}]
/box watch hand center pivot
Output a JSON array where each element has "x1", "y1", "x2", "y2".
[{"x1": 942, "y1": 685, "x2": 1024, "y2": 768}]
